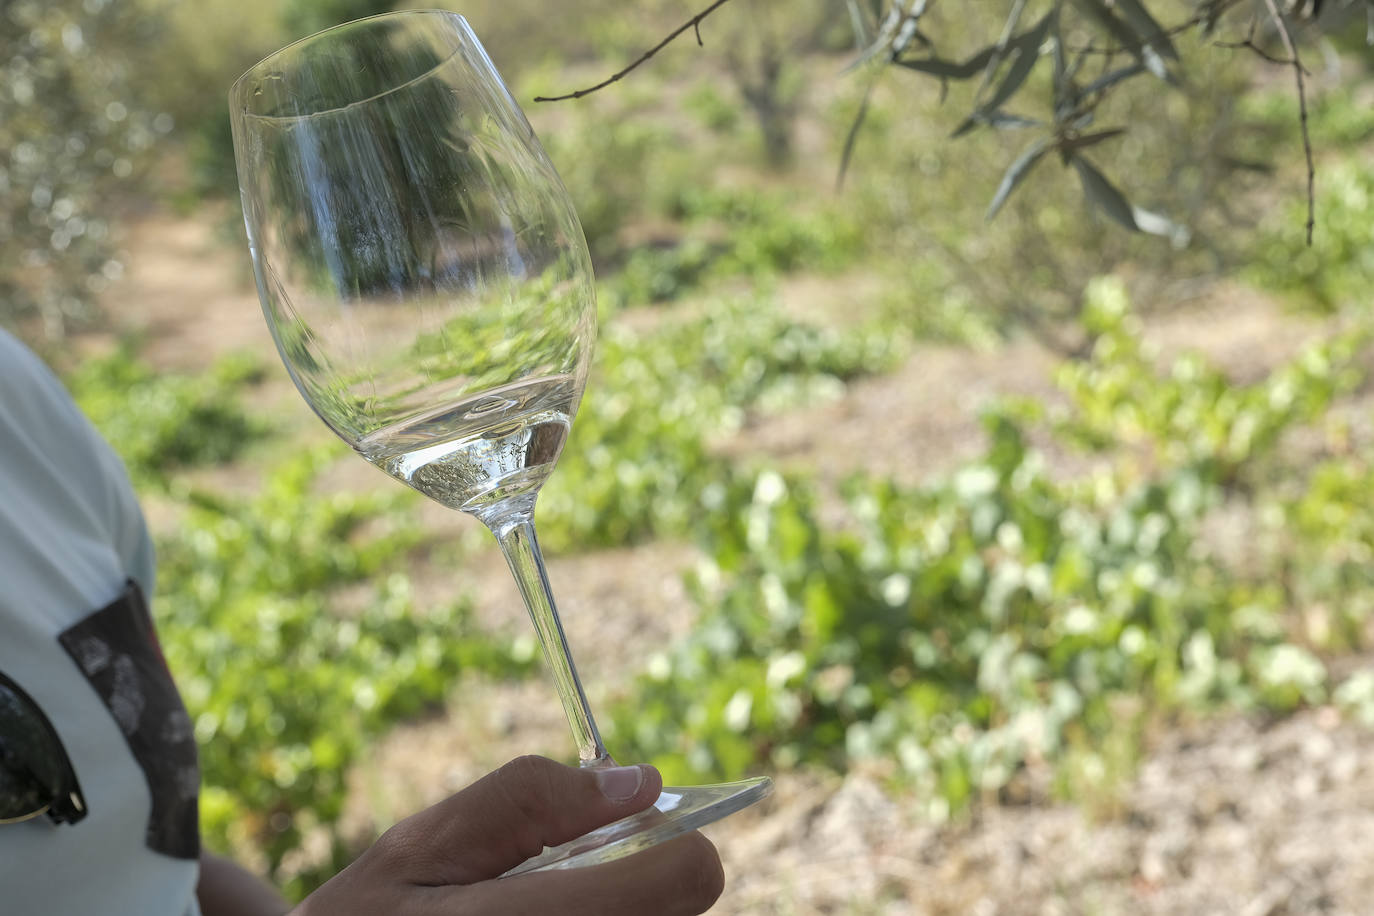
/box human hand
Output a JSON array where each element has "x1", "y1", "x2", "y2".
[{"x1": 291, "y1": 755, "x2": 724, "y2": 916}]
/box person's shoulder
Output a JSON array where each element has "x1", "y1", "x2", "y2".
[
  {"x1": 0, "y1": 327, "x2": 119, "y2": 496},
  {"x1": 0, "y1": 327, "x2": 51, "y2": 374},
  {"x1": 0, "y1": 328, "x2": 156, "y2": 599},
  {"x1": 0, "y1": 329, "x2": 81, "y2": 417}
]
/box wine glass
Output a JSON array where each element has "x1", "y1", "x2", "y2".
[{"x1": 228, "y1": 10, "x2": 770, "y2": 874}]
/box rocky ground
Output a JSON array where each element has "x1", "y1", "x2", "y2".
[
  {"x1": 710, "y1": 704, "x2": 1374, "y2": 914},
  {"x1": 109, "y1": 214, "x2": 1374, "y2": 914}
]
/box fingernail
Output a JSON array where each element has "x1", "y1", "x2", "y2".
[{"x1": 595, "y1": 765, "x2": 644, "y2": 801}]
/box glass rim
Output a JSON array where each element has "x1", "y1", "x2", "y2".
[{"x1": 229, "y1": 8, "x2": 472, "y2": 123}]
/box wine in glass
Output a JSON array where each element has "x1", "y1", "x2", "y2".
[{"x1": 228, "y1": 10, "x2": 770, "y2": 874}]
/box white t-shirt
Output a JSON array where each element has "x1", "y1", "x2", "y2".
[{"x1": 0, "y1": 330, "x2": 201, "y2": 916}]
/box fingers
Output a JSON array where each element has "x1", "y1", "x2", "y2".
[
  {"x1": 375, "y1": 755, "x2": 663, "y2": 884},
  {"x1": 298, "y1": 758, "x2": 724, "y2": 916},
  {"x1": 435, "y1": 830, "x2": 725, "y2": 916}
]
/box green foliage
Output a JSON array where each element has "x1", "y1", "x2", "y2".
[
  {"x1": 612, "y1": 279, "x2": 1372, "y2": 819},
  {"x1": 539, "y1": 294, "x2": 906, "y2": 550},
  {"x1": 172, "y1": 0, "x2": 404, "y2": 203},
  {"x1": 1335, "y1": 669, "x2": 1374, "y2": 726},
  {"x1": 880, "y1": 259, "x2": 1001, "y2": 346},
  {"x1": 822, "y1": 10, "x2": 1264, "y2": 352},
  {"x1": 541, "y1": 116, "x2": 687, "y2": 262},
  {"x1": 1049, "y1": 277, "x2": 1368, "y2": 485},
  {"x1": 610, "y1": 241, "x2": 720, "y2": 307},
  {"x1": 616, "y1": 438, "x2": 1262, "y2": 810},
  {"x1": 674, "y1": 186, "x2": 866, "y2": 269},
  {"x1": 607, "y1": 188, "x2": 865, "y2": 308},
  {"x1": 1247, "y1": 159, "x2": 1374, "y2": 312},
  {"x1": 709, "y1": 0, "x2": 825, "y2": 168},
  {"x1": 846, "y1": 0, "x2": 1359, "y2": 240},
  {"x1": 155, "y1": 6, "x2": 289, "y2": 202},
  {"x1": 1276, "y1": 453, "x2": 1374, "y2": 652},
  {"x1": 684, "y1": 83, "x2": 741, "y2": 134},
  {"x1": 405, "y1": 269, "x2": 590, "y2": 402},
  {"x1": 1243, "y1": 81, "x2": 1374, "y2": 149},
  {"x1": 281, "y1": 0, "x2": 395, "y2": 39},
  {"x1": 537, "y1": 60, "x2": 866, "y2": 289},
  {"x1": 68, "y1": 346, "x2": 270, "y2": 483}
]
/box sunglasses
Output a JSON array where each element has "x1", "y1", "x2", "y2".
[{"x1": 0, "y1": 671, "x2": 87, "y2": 825}]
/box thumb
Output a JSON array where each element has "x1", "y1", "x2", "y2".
[{"x1": 375, "y1": 755, "x2": 663, "y2": 884}]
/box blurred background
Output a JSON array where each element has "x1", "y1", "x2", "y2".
[{"x1": 6, "y1": 0, "x2": 1374, "y2": 911}]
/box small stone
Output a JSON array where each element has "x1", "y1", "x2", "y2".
[
  {"x1": 1300, "y1": 731, "x2": 1335, "y2": 763},
  {"x1": 1139, "y1": 847, "x2": 1168, "y2": 885},
  {"x1": 1330, "y1": 750, "x2": 1360, "y2": 784}
]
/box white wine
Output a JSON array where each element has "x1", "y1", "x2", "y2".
[{"x1": 357, "y1": 374, "x2": 578, "y2": 512}]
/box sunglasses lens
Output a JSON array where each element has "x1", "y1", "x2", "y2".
[
  {"x1": 0, "y1": 774, "x2": 49, "y2": 823},
  {"x1": 0, "y1": 676, "x2": 85, "y2": 824}
]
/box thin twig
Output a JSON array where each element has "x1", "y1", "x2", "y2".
[
  {"x1": 1213, "y1": 38, "x2": 1310, "y2": 71},
  {"x1": 534, "y1": 0, "x2": 736, "y2": 102},
  {"x1": 1260, "y1": 0, "x2": 1316, "y2": 245}
]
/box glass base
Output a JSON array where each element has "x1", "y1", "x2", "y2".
[{"x1": 502, "y1": 776, "x2": 773, "y2": 877}]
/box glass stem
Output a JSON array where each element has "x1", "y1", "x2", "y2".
[{"x1": 484, "y1": 498, "x2": 611, "y2": 767}]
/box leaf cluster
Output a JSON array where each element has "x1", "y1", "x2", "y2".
[
  {"x1": 68, "y1": 345, "x2": 269, "y2": 484},
  {"x1": 539, "y1": 293, "x2": 906, "y2": 550},
  {"x1": 606, "y1": 186, "x2": 866, "y2": 308},
  {"x1": 839, "y1": 0, "x2": 1360, "y2": 242},
  {"x1": 1247, "y1": 157, "x2": 1374, "y2": 312},
  {"x1": 610, "y1": 278, "x2": 1374, "y2": 816}
]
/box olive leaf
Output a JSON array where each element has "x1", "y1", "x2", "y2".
[
  {"x1": 1113, "y1": 0, "x2": 1180, "y2": 60},
  {"x1": 846, "y1": 0, "x2": 876, "y2": 49},
  {"x1": 1131, "y1": 205, "x2": 1191, "y2": 246},
  {"x1": 974, "y1": 0, "x2": 1032, "y2": 100},
  {"x1": 986, "y1": 136, "x2": 1052, "y2": 220},
  {"x1": 1073, "y1": 0, "x2": 1176, "y2": 83},
  {"x1": 954, "y1": 110, "x2": 1043, "y2": 138},
  {"x1": 895, "y1": 44, "x2": 998, "y2": 79},
  {"x1": 1080, "y1": 62, "x2": 1146, "y2": 97},
  {"x1": 1050, "y1": 2, "x2": 1071, "y2": 109},
  {"x1": 836, "y1": 82, "x2": 875, "y2": 189},
  {"x1": 1072, "y1": 155, "x2": 1139, "y2": 231},
  {"x1": 981, "y1": 10, "x2": 1054, "y2": 113},
  {"x1": 951, "y1": 10, "x2": 1054, "y2": 137}
]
